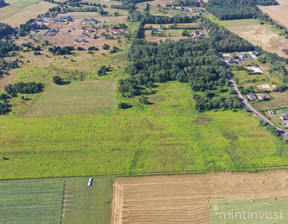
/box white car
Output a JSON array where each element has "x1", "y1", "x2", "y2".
[{"x1": 88, "y1": 178, "x2": 93, "y2": 187}]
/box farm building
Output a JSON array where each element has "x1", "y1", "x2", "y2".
[
  {"x1": 247, "y1": 93, "x2": 257, "y2": 101},
  {"x1": 251, "y1": 51, "x2": 261, "y2": 58},
  {"x1": 246, "y1": 67, "x2": 263, "y2": 74},
  {"x1": 152, "y1": 28, "x2": 159, "y2": 34},
  {"x1": 281, "y1": 113, "x2": 288, "y2": 120},
  {"x1": 113, "y1": 29, "x2": 123, "y2": 35},
  {"x1": 240, "y1": 53, "x2": 248, "y2": 61},
  {"x1": 226, "y1": 57, "x2": 238, "y2": 65},
  {"x1": 45, "y1": 29, "x2": 58, "y2": 36}
]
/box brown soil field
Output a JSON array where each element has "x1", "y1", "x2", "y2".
[
  {"x1": 226, "y1": 23, "x2": 288, "y2": 57},
  {"x1": 112, "y1": 171, "x2": 288, "y2": 224},
  {"x1": 258, "y1": 0, "x2": 288, "y2": 28}
]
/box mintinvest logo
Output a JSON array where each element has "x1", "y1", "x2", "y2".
[{"x1": 210, "y1": 201, "x2": 288, "y2": 223}]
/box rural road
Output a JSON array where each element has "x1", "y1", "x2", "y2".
[
  {"x1": 201, "y1": 23, "x2": 209, "y2": 38},
  {"x1": 222, "y1": 61, "x2": 288, "y2": 140}
]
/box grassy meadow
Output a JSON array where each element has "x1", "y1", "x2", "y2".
[
  {"x1": 63, "y1": 176, "x2": 113, "y2": 224},
  {"x1": 26, "y1": 80, "x2": 116, "y2": 116},
  {"x1": 0, "y1": 178, "x2": 64, "y2": 223},
  {"x1": 0, "y1": 82, "x2": 287, "y2": 179},
  {"x1": 232, "y1": 70, "x2": 269, "y2": 85}
]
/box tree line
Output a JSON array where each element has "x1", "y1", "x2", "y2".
[
  {"x1": 48, "y1": 46, "x2": 74, "y2": 55},
  {"x1": 5, "y1": 82, "x2": 44, "y2": 94},
  {"x1": 206, "y1": 0, "x2": 278, "y2": 20}
]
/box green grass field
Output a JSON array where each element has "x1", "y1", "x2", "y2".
[
  {"x1": 8, "y1": 0, "x2": 42, "y2": 8},
  {"x1": 1, "y1": 82, "x2": 288, "y2": 179},
  {"x1": 232, "y1": 70, "x2": 269, "y2": 85},
  {"x1": 62, "y1": 176, "x2": 113, "y2": 224},
  {"x1": 0, "y1": 179, "x2": 64, "y2": 223},
  {"x1": 26, "y1": 80, "x2": 116, "y2": 116}
]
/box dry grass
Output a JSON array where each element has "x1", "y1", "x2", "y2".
[
  {"x1": 255, "y1": 91, "x2": 288, "y2": 110},
  {"x1": 0, "y1": 1, "x2": 56, "y2": 27},
  {"x1": 112, "y1": 171, "x2": 288, "y2": 224},
  {"x1": 225, "y1": 20, "x2": 288, "y2": 58},
  {"x1": 258, "y1": 0, "x2": 288, "y2": 28}
]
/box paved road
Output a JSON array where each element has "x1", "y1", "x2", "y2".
[{"x1": 222, "y1": 61, "x2": 288, "y2": 140}]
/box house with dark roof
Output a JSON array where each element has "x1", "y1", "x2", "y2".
[
  {"x1": 247, "y1": 93, "x2": 257, "y2": 101},
  {"x1": 67, "y1": 16, "x2": 73, "y2": 22},
  {"x1": 226, "y1": 57, "x2": 238, "y2": 65},
  {"x1": 240, "y1": 53, "x2": 248, "y2": 61},
  {"x1": 281, "y1": 113, "x2": 288, "y2": 120},
  {"x1": 251, "y1": 51, "x2": 260, "y2": 58}
]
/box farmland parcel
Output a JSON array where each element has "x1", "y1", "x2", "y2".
[{"x1": 112, "y1": 171, "x2": 288, "y2": 224}]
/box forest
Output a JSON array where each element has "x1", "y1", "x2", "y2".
[
  {"x1": 206, "y1": 0, "x2": 278, "y2": 20},
  {"x1": 119, "y1": 38, "x2": 243, "y2": 111},
  {"x1": 0, "y1": 23, "x2": 14, "y2": 37},
  {"x1": 0, "y1": 0, "x2": 6, "y2": 8}
]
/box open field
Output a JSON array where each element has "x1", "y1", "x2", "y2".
[
  {"x1": 224, "y1": 20, "x2": 288, "y2": 57},
  {"x1": 0, "y1": 0, "x2": 55, "y2": 27},
  {"x1": 145, "y1": 29, "x2": 187, "y2": 42},
  {"x1": 232, "y1": 70, "x2": 268, "y2": 85},
  {"x1": 112, "y1": 171, "x2": 288, "y2": 224},
  {"x1": 63, "y1": 176, "x2": 113, "y2": 224},
  {"x1": 26, "y1": 80, "x2": 116, "y2": 116},
  {"x1": 0, "y1": 178, "x2": 64, "y2": 223},
  {"x1": 0, "y1": 82, "x2": 287, "y2": 179},
  {"x1": 258, "y1": 0, "x2": 288, "y2": 28},
  {"x1": 255, "y1": 91, "x2": 288, "y2": 110}
]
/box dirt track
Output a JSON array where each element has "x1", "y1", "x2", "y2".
[{"x1": 111, "y1": 171, "x2": 288, "y2": 224}]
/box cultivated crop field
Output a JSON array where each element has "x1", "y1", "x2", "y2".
[
  {"x1": 0, "y1": 82, "x2": 287, "y2": 179},
  {"x1": 63, "y1": 176, "x2": 113, "y2": 224},
  {"x1": 112, "y1": 171, "x2": 288, "y2": 224},
  {"x1": 0, "y1": 0, "x2": 55, "y2": 27},
  {"x1": 0, "y1": 179, "x2": 64, "y2": 223},
  {"x1": 224, "y1": 20, "x2": 288, "y2": 57},
  {"x1": 26, "y1": 80, "x2": 116, "y2": 116},
  {"x1": 258, "y1": 0, "x2": 288, "y2": 28}
]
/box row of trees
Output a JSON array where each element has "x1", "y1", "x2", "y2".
[
  {"x1": 5, "y1": 82, "x2": 44, "y2": 94},
  {"x1": 48, "y1": 46, "x2": 74, "y2": 55}
]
